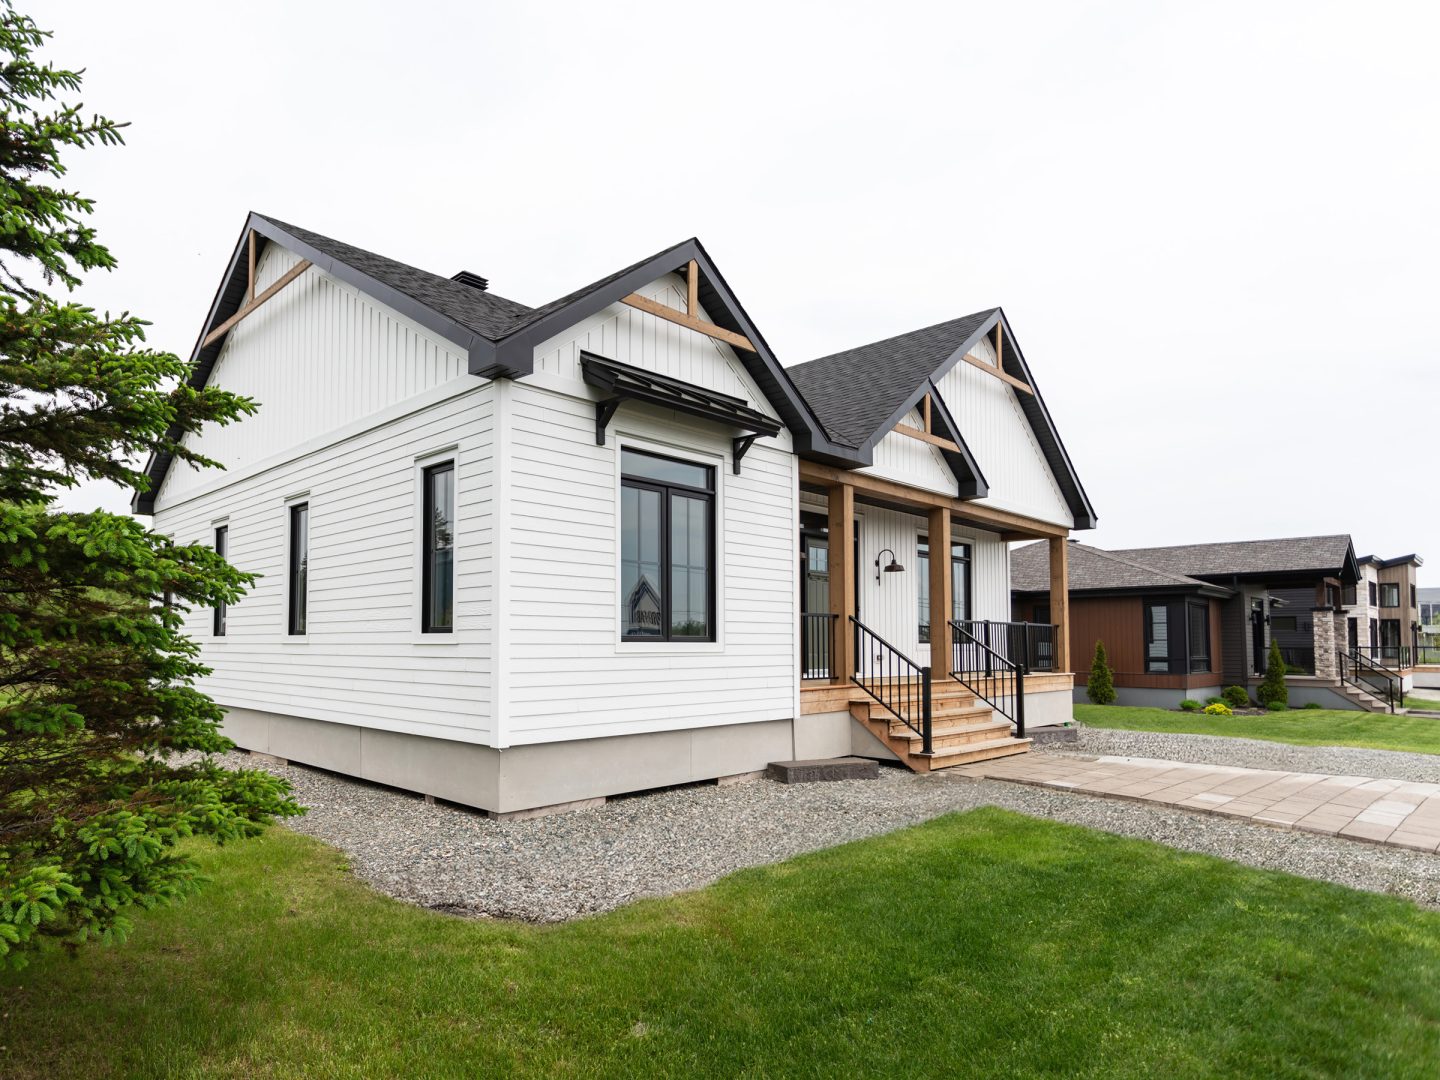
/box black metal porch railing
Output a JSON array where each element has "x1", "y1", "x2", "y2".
[
  {"x1": 1353, "y1": 644, "x2": 1420, "y2": 668},
  {"x1": 949, "y1": 619, "x2": 1025, "y2": 738},
  {"x1": 850, "y1": 615, "x2": 932, "y2": 755},
  {"x1": 1416, "y1": 644, "x2": 1440, "y2": 666},
  {"x1": 800, "y1": 612, "x2": 839, "y2": 680},
  {"x1": 953, "y1": 620, "x2": 1058, "y2": 674},
  {"x1": 1277, "y1": 645, "x2": 1316, "y2": 676},
  {"x1": 1339, "y1": 649, "x2": 1397, "y2": 714}
]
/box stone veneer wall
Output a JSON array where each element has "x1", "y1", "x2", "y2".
[{"x1": 1313, "y1": 606, "x2": 1338, "y2": 680}]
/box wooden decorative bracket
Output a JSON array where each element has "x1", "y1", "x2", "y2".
[
  {"x1": 619, "y1": 259, "x2": 756, "y2": 353},
  {"x1": 203, "y1": 230, "x2": 312, "y2": 348},
  {"x1": 961, "y1": 351, "x2": 1033, "y2": 395}
]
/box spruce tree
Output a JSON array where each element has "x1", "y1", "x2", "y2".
[
  {"x1": 0, "y1": 3, "x2": 299, "y2": 967},
  {"x1": 1257, "y1": 638, "x2": 1288, "y2": 708},
  {"x1": 1086, "y1": 640, "x2": 1116, "y2": 705}
]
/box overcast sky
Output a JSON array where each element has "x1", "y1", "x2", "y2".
[{"x1": 35, "y1": 1, "x2": 1439, "y2": 583}]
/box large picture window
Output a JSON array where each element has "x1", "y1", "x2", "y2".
[
  {"x1": 917, "y1": 538, "x2": 972, "y2": 644},
  {"x1": 620, "y1": 448, "x2": 714, "y2": 641},
  {"x1": 213, "y1": 525, "x2": 228, "y2": 637},
  {"x1": 421, "y1": 462, "x2": 455, "y2": 633},
  {"x1": 1145, "y1": 598, "x2": 1211, "y2": 674},
  {"x1": 288, "y1": 503, "x2": 308, "y2": 636}
]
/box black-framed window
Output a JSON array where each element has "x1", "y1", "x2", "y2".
[
  {"x1": 1369, "y1": 581, "x2": 1379, "y2": 606},
  {"x1": 1187, "y1": 602, "x2": 1210, "y2": 673},
  {"x1": 620, "y1": 448, "x2": 714, "y2": 641},
  {"x1": 1380, "y1": 619, "x2": 1401, "y2": 650},
  {"x1": 1380, "y1": 582, "x2": 1400, "y2": 608},
  {"x1": 1271, "y1": 615, "x2": 1298, "y2": 633},
  {"x1": 1411, "y1": 584, "x2": 1417, "y2": 607},
  {"x1": 1341, "y1": 583, "x2": 1356, "y2": 606},
  {"x1": 917, "y1": 538, "x2": 972, "y2": 644},
  {"x1": 213, "y1": 525, "x2": 228, "y2": 636},
  {"x1": 421, "y1": 462, "x2": 455, "y2": 633},
  {"x1": 288, "y1": 503, "x2": 308, "y2": 636},
  {"x1": 1144, "y1": 598, "x2": 1211, "y2": 674}
]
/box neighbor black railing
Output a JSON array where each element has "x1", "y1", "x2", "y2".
[
  {"x1": 1416, "y1": 644, "x2": 1440, "y2": 666},
  {"x1": 800, "y1": 612, "x2": 839, "y2": 680},
  {"x1": 850, "y1": 615, "x2": 932, "y2": 754},
  {"x1": 950, "y1": 619, "x2": 1025, "y2": 738},
  {"x1": 954, "y1": 619, "x2": 1057, "y2": 674},
  {"x1": 1277, "y1": 645, "x2": 1316, "y2": 676},
  {"x1": 1354, "y1": 644, "x2": 1422, "y2": 668},
  {"x1": 1339, "y1": 648, "x2": 1397, "y2": 714}
]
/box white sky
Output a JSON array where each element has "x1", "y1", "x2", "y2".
[{"x1": 35, "y1": 0, "x2": 1440, "y2": 583}]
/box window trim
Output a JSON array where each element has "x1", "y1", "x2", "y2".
[
  {"x1": 287, "y1": 501, "x2": 309, "y2": 637},
  {"x1": 1143, "y1": 596, "x2": 1211, "y2": 674},
  {"x1": 213, "y1": 524, "x2": 229, "y2": 637},
  {"x1": 916, "y1": 535, "x2": 973, "y2": 645},
  {"x1": 420, "y1": 460, "x2": 456, "y2": 634},
  {"x1": 619, "y1": 446, "x2": 717, "y2": 644},
  {"x1": 1380, "y1": 582, "x2": 1400, "y2": 609}
]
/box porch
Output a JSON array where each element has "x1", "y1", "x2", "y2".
[{"x1": 794, "y1": 463, "x2": 1076, "y2": 771}]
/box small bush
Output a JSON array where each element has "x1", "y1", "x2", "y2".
[
  {"x1": 1087, "y1": 640, "x2": 1116, "y2": 705},
  {"x1": 1266, "y1": 700, "x2": 1288, "y2": 712},
  {"x1": 1257, "y1": 640, "x2": 1288, "y2": 708},
  {"x1": 1202, "y1": 702, "x2": 1232, "y2": 716},
  {"x1": 1204, "y1": 696, "x2": 1225, "y2": 706},
  {"x1": 1302, "y1": 701, "x2": 1323, "y2": 710},
  {"x1": 1179, "y1": 699, "x2": 1201, "y2": 712},
  {"x1": 1223, "y1": 685, "x2": 1251, "y2": 709}
]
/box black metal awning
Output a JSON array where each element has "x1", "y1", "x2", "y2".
[{"x1": 580, "y1": 351, "x2": 783, "y2": 474}]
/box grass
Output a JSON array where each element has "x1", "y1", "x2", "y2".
[
  {"x1": 1405, "y1": 696, "x2": 1440, "y2": 713},
  {"x1": 1076, "y1": 703, "x2": 1440, "y2": 755},
  {"x1": 3, "y1": 812, "x2": 1439, "y2": 1078}
]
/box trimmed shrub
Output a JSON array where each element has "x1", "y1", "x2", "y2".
[
  {"x1": 1302, "y1": 701, "x2": 1323, "y2": 710},
  {"x1": 1087, "y1": 640, "x2": 1116, "y2": 705},
  {"x1": 1257, "y1": 640, "x2": 1289, "y2": 708},
  {"x1": 1179, "y1": 699, "x2": 1201, "y2": 712},
  {"x1": 1205, "y1": 696, "x2": 1225, "y2": 707},
  {"x1": 1203, "y1": 702, "x2": 1232, "y2": 716},
  {"x1": 1223, "y1": 685, "x2": 1251, "y2": 709},
  {"x1": 1266, "y1": 700, "x2": 1288, "y2": 712}
]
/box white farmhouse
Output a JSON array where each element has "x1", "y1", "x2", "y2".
[{"x1": 140, "y1": 215, "x2": 1095, "y2": 817}]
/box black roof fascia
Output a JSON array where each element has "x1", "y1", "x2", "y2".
[
  {"x1": 919, "y1": 378, "x2": 988, "y2": 499},
  {"x1": 1014, "y1": 582, "x2": 1232, "y2": 601},
  {"x1": 491, "y1": 239, "x2": 853, "y2": 466}
]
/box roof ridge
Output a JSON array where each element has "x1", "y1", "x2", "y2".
[{"x1": 788, "y1": 306, "x2": 1000, "y2": 374}]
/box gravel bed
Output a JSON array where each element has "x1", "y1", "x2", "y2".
[
  {"x1": 1047, "y1": 725, "x2": 1440, "y2": 784},
  {"x1": 217, "y1": 751, "x2": 1440, "y2": 920}
]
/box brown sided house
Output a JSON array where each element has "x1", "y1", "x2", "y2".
[{"x1": 1010, "y1": 535, "x2": 1395, "y2": 710}]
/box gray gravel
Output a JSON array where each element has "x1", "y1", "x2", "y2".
[
  {"x1": 1048, "y1": 725, "x2": 1440, "y2": 784},
  {"x1": 219, "y1": 748, "x2": 1440, "y2": 921}
]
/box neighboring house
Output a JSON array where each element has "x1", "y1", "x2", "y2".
[
  {"x1": 1011, "y1": 535, "x2": 1401, "y2": 710},
  {"x1": 1340, "y1": 554, "x2": 1424, "y2": 664},
  {"x1": 138, "y1": 213, "x2": 1093, "y2": 818}
]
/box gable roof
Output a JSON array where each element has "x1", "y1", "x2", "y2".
[
  {"x1": 786, "y1": 308, "x2": 1096, "y2": 529},
  {"x1": 1011, "y1": 541, "x2": 1231, "y2": 597},
  {"x1": 1106, "y1": 535, "x2": 1359, "y2": 584},
  {"x1": 135, "y1": 213, "x2": 850, "y2": 513}
]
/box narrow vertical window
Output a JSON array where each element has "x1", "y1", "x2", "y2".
[
  {"x1": 422, "y1": 462, "x2": 455, "y2": 633},
  {"x1": 213, "y1": 525, "x2": 228, "y2": 637},
  {"x1": 1146, "y1": 603, "x2": 1169, "y2": 673},
  {"x1": 620, "y1": 449, "x2": 714, "y2": 641},
  {"x1": 288, "y1": 503, "x2": 308, "y2": 635}
]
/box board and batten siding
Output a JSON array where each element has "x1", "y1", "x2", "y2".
[
  {"x1": 151, "y1": 291, "x2": 495, "y2": 743},
  {"x1": 499, "y1": 279, "x2": 798, "y2": 745},
  {"x1": 933, "y1": 335, "x2": 1073, "y2": 529},
  {"x1": 158, "y1": 242, "x2": 470, "y2": 505},
  {"x1": 859, "y1": 407, "x2": 957, "y2": 496}
]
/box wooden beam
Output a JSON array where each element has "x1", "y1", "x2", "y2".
[
  {"x1": 995, "y1": 321, "x2": 1004, "y2": 370},
  {"x1": 620, "y1": 293, "x2": 755, "y2": 352},
  {"x1": 828, "y1": 482, "x2": 856, "y2": 684},
  {"x1": 1048, "y1": 535, "x2": 1071, "y2": 674},
  {"x1": 799, "y1": 459, "x2": 1067, "y2": 539},
  {"x1": 203, "y1": 258, "x2": 313, "y2": 348},
  {"x1": 962, "y1": 352, "x2": 1033, "y2": 395},
  {"x1": 686, "y1": 259, "x2": 699, "y2": 317},
  {"x1": 246, "y1": 231, "x2": 256, "y2": 305},
  {"x1": 922, "y1": 393, "x2": 931, "y2": 433},
  {"x1": 893, "y1": 422, "x2": 962, "y2": 454},
  {"x1": 929, "y1": 507, "x2": 952, "y2": 675}
]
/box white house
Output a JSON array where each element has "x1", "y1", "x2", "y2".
[{"x1": 140, "y1": 215, "x2": 1095, "y2": 818}]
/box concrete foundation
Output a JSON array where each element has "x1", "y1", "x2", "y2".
[{"x1": 1072, "y1": 685, "x2": 1223, "y2": 709}]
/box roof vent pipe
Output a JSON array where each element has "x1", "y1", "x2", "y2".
[{"x1": 450, "y1": 270, "x2": 489, "y2": 292}]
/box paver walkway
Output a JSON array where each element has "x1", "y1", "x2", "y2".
[{"x1": 952, "y1": 754, "x2": 1440, "y2": 853}]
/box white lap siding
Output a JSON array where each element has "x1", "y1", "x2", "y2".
[
  {"x1": 500, "y1": 280, "x2": 798, "y2": 746},
  {"x1": 152, "y1": 383, "x2": 495, "y2": 744}
]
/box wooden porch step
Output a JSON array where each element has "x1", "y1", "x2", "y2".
[
  {"x1": 892, "y1": 717, "x2": 1014, "y2": 752},
  {"x1": 922, "y1": 736, "x2": 1033, "y2": 769}
]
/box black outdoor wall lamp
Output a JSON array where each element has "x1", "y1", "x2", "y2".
[{"x1": 875, "y1": 548, "x2": 904, "y2": 584}]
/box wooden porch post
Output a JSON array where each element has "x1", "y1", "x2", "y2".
[
  {"x1": 928, "y1": 507, "x2": 951, "y2": 675},
  {"x1": 1048, "y1": 535, "x2": 1071, "y2": 672},
  {"x1": 828, "y1": 482, "x2": 855, "y2": 683}
]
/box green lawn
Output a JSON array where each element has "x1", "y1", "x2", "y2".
[
  {"x1": 1404, "y1": 696, "x2": 1440, "y2": 713},
  {"x1": 4, "y1": 812, "x2": 1439, "y2": 1078},
  {"x1": 1076, "y1": 703, "x2": 1440, "y2": 756}
]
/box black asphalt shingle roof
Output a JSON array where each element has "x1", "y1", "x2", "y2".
[
  {"x1": 785, "y1": 310, "x2": 998, "y2": 449},
  {"x1": 1108, "y1": 535, "x2": 1355, "y2": 580},
  {"x1": 1011, "y1": 541, "x2": 1224, "y2": 595}
]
